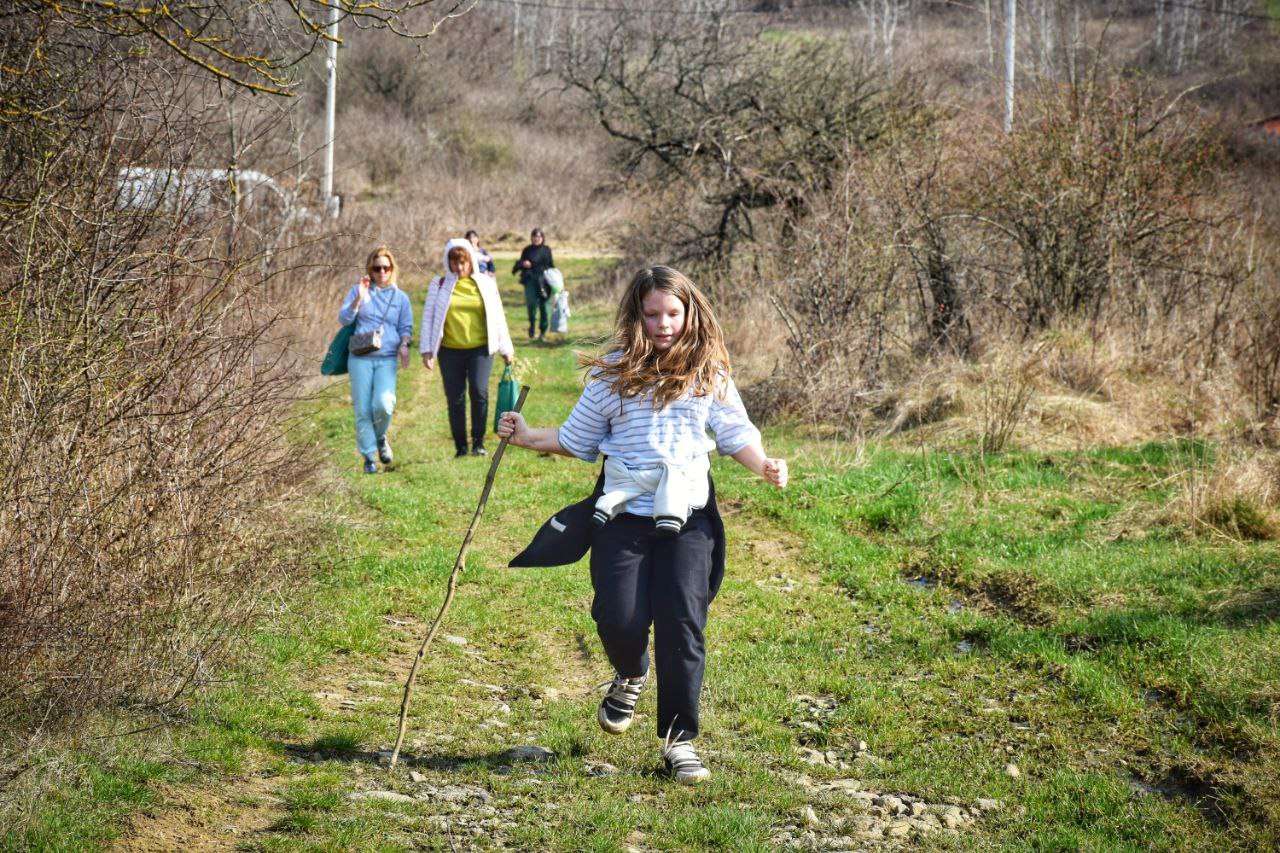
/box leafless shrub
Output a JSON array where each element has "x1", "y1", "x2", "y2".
[
  {"x1": 724, "y1": 69, "x2": 1264, "y2": 447},
  {"x1": 970, "y1": 79, "x2": 1233, "y2": 335},
  {"x1": 770, "y1": 187, "x2": 905, "y2": 397},
  {"x1": 864, "y1": 140, "x2": 974, "y2": 357},
  {"x1": 0, "y1": 132, "x2": 298, "y2": 750},
  {"x1": 977, "y1": 350, "x2": 1040, "y2": 454},
  {"x1": 0, "y1": 0, "x2": 457, "y2": 752},
  {"x1": 344, "y1": 37, "x2": 453, "y2": 124},
  {"x1": 1232, "y1": 249, "x2": 1280, "y2": 438}
]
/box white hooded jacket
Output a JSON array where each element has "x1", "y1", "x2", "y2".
[{"x1": 419, "y1": 237, "x2": 514, "y2": 359}]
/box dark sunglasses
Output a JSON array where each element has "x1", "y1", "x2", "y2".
[{"x1": 370, "y1": 264, "x2": 391, "y2": 273}]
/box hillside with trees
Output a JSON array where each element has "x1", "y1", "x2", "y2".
[{"x1": 2, "y1": 0, "x2": 1278, "y2": 847}]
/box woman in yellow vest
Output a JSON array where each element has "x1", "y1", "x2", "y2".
[{"x1": 419, "y1": 238, "x2": 515, "y2": 457}]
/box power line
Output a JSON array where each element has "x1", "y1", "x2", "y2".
[
  {"x1": 484, "y1": 0, "x2": 835, "y2": 15},
  {"x1": 487, "y1": 0, "x2": 1279, "y2": 21}
]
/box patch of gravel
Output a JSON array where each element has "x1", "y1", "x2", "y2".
[
  {"x1": 785, "y1": 695, "x2": 875, "y2": 771},
  {"x1": 348, "y1": 790, "x2": 415, "y2": 804},
  {"x1": 346, "y1": 774, "x2": 524, "y2": 848},
  {"x1": 773, "y1": 774, "x2": 1007, "y2": 849}
]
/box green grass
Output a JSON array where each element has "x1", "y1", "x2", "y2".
[{"x1": 6, "y1": 255, "x2": 1279, "y2": 850}]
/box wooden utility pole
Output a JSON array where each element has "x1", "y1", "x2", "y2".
[
  {"x1": 1003, "y1": 0, "x2": 1016, "y2": 132},
  {"x1": 322, "y1": 0, "x2": 340, "y2": 218}
]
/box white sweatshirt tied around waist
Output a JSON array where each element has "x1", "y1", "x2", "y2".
[{"x1": 596, "y1": 454, "x2": 711, "y2": 523}]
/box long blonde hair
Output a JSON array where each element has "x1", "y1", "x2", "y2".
[
  {"x1": 365, "y1": 245, "x2": 397, "y2": 284},
  {"x1": 583, "y1": 266, "x2": 731, "y2": 409}
]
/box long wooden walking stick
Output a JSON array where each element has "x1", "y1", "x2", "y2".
[{"x1": 389, "y1": 384, "x2": 530, "y2": 771}]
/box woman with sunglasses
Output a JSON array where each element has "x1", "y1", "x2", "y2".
[{"x1": 338, "y1": 245, "x2": 414, "y2": 474}]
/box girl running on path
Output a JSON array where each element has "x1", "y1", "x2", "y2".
[{"x1": 497, "y1": 265, "x2": 787, "y2": 783}]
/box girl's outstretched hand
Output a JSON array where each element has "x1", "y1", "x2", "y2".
[
  {"x1": 497, "y1": 411, "x2": 527, "y2": 446},
  {"x1": 762, "y1": 458, "x2": 788, "y2": 488}
]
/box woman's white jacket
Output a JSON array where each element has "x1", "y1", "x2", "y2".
[{"x1": 418, "y1": 237, "x2": 514, "y2": 359}]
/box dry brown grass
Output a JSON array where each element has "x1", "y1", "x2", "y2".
[{"x1": 1162, "y1": 448, "x2": 1280, "y2": 542}]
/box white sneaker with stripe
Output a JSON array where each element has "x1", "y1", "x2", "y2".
[
  {"x1": 662, "y1": 738, "x2": 711, "y2": 784},
  {"x1": 597, "y1": 672, "x2": 646, "y2": 734}
]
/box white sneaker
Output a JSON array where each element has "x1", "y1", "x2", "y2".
[
  {"x1": 597, "y1": 672, "x2": 646, "y2": 734},
  {"x1": 662, "y1": 739, "x2": 711, "y2": 784}
]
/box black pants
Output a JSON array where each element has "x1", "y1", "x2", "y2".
[
  {"x1": 590, "y1": 511, "x2": 715, "y2": 741},
  {"x1": 437, "y1": 345, "x2": 492, "y2": 452},
  {"x1": 523, "y1": 283, "x2": 548, "y2": 336}
]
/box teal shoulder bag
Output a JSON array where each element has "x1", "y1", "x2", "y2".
[{"x1": 321, "y1": 323, "x2": 355, "y2": 375}]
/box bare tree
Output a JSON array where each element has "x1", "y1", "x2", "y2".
[
  {"x1": 1152, "y1": 0, "x2": 1256, "y2": 72},
  {"x1": 7, "y1": 0, "x2": 471, "y2": 95},
  {"x1": 556, "y1": 12, "x2": 931, "y2": 266},
  {"x1": 860, "y1": 0, "x2": 911, "y2": 64}
]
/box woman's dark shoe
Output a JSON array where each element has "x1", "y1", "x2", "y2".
[
  {"x1": 470, "y1": 444, "x2": 487, "y2": 457},
  {"x1": 377, "y1": 436, "x2": 393, "y2": 465},
  {"x1": 454, "y1": 448, "x2": 468, "y2": 459},
  {"x1": 363, "y1": 459, "x2": 379, "y2": 474}
]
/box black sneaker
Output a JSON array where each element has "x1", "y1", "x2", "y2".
[
  {"x1": 377, "y1": 436, "x2": 393, "y2": 465},
  {"x1": 454, "y1": 448, "x2": 468, "y2": 459},
  {"x1": 662, "y1": 739, "x2": 711, "y2": 784},
  {"x1": 363, "y1": 459, "x2": 378, "y2": 474},
  {"x1": 597, "y1": 672, "x2": 646, "y2": 734},
  {"x1": 470, "y1": 444, "x2": 487, "y2": 457}
]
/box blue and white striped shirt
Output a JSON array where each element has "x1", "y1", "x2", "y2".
[{"x1": 558, "y1": 368, "x2": 761, "y2": 516}]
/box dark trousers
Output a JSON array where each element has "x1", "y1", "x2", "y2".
[
  {"x1": 523, "y1": 283, "x2": 548, "y2": 336},
  {"x1": 437, "y1": 345, "x2": 493, "y2": 452},
  {"x1": 590, "y1": 511, "x2": 715, "y2": 741}
]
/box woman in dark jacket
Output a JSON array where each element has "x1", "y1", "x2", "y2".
[{"x1": 513, "y1": 227, "x2": 555, "y2": 340}]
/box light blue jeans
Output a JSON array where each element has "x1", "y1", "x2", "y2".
[{"x1": 348, "y1": 354, "x2": 398, "y2": 460}]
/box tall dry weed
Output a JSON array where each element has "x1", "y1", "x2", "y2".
[
  {"x1": 976, "y1": 350, "x2": 1041, "y2": 454},
  {"x1": 1165, "y1": 448, "x2": 1280, "y2": 541}
]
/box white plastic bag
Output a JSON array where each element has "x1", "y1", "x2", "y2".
[
  {"x1": 550, "y1": 290, "x2": 570, "y2": 334},
  {"x1": 542, "y1": 267, "x2": 565, "y2": 295}
]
